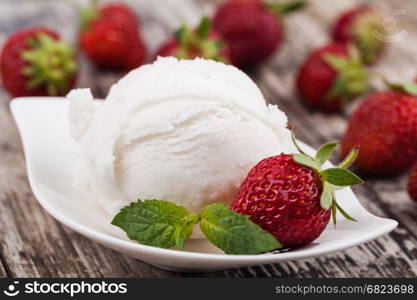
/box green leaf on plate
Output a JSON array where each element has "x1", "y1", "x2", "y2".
[
  {"x1": 200, "y1": 204, "x2": 281, "y2": 255},
  {"x1": 111, "y1": 199, "x2": 199, "y2": 249}
]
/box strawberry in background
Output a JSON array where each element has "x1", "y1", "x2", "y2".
[
  {"x1": 79, "y1": 1, "x2": 146, "y2": 70},
  {"x1": 213, "y1": 0, "x2": 305, "y2": 68},
  {"x1": 296, "y1": 43, "x2": 368, "y2": 113},
  {"x1": 156, "y1": 18, "x2": 230, "y2": 63},
  {"x1": 341, "y1": 82, "x2": 417, "y2": 175},
  {"x1": 0, "y1": 27, "x2": 77, "y2": 97},
  {"x1": 332, "y1": 6, "x2": 386, "y2": 64}
]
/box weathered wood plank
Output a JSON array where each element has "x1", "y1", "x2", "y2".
[{"x1": 0, "y1": 0, "x2": 417, "y2": 278}]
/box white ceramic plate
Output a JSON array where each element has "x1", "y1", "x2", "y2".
[{"x1": 11, "y1": 98, "x2": 398, "y2": 272}]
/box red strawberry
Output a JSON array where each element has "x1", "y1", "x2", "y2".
[
  {"x1": 213, "y1": 0, "x2": 305, "y2": 68},
  {"x1": 156, "y1": 18, "x2": 230, "y2": 63},
  {"x1": 0, "y1": 27, "x2": 77, "y2": 97},
  {"x1": 296, "y1": 43, "x2": 368, "y2": 113},
  {"x1": 231, "y1": 134, "x2": 362, "y2": 248},
  {"x1": 79, "y1": 2, "x2": 146, "y2": 69},
  {"x1": 407, "y1": 163, "x2": 417, "y2": 202},
  {"x1": 341, "y1": 83, "x2": 417, "y2": 175},
  {"x1": 332, "y1": 6, "x2": 385, "y2": 64}
]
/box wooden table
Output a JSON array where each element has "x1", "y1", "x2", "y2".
[{"x1": 1, "y1": 0, "x2": 417, "y2": 278}]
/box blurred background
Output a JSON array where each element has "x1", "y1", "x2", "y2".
[{"x1": 0, "y1": 0, "x2": 417, "y2": 278}]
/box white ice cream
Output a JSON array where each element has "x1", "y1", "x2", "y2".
[{"x1": 68, "y1": 57, "x2": 292, "y2": 217}]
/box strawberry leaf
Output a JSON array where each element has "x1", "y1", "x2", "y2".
[
  {"x1": 111, "y1": 200, "x2": 199, "y2": 249},
  {"x1": 292, "y1": 154, "x2": 321, "y2": 171},
  {"x1": 200, "y1": 204, "x2": 281, "y2": 254},
  {"x1": 387, "y1": 80, "x2": 417, "y2": 96},
  {"x1": 403, "y1": 83, "x2": 417, "y2": 96},
  {"x1": 267, "y1": 1, "x2": 307, "y2": 15},
  {"x1": 322, "y1": 168, "x2": 363, "y2": 186},
  {"x1": 334, "y1": 200, "x2": 357, "y2": 222},
  {"x1": 320, "y1": 182, "x2": 333, "y2": 209},
  {"x1": 315, "y1": 142, "x2": 339, "y2": 165},
  {"x1": 331, "y1": 197, "x2": 337, "y2": 227},
  {"x1": 197, "y1": 17, "x2": 210, "y2": 40}
]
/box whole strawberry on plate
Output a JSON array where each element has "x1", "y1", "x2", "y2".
[
  {"x1": 231, "y1": 132, "x2": 362, "y2": 248},
  {"x1": 79, "y1": 1, "x2": 146, "y2": 69},
  {"x1": 332, "y1": 6, "x2": 386, "y2": 64},
  {"x1": 341, "y1": 81, "x2": 417, "y2": 176},
  {"x1": 156, "y1": 18, "x2": 229, "y2": 63},
  {"x1": 0, "y1": 27, "x2": 77, "y2": 97},
  {"x1": 296, "y1": 43, "x2": 368, "y2": 113},
  {"x1": 213, "y1": 0, "x2": 305, "y2": 68}
]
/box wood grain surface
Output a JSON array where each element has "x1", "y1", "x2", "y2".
[{"x1": 1, "y1": 0, "x2": 417, "y2": 278}]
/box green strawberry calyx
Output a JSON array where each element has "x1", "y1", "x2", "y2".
[
  {"x1": 79, "y1": 0, "x2": 100, "y2": 31},
  {"x1": 290, "y1": 130, "x2": 363, "y2": 226},
  {"x1": 384, "y1": 79, "x2": 417, "y2": 96},
  {"x1": 174, "y1": 17, "x2": 228, "y2": 63},
  {"x1": 21, "y1": 33, "x2": 77, "y2": 96},
  {"x1": 323, "y1": 45, "x2": 368, "y2": 104},
  {"x1": 266, "y1": 0, "x2": 307, "y2": 16},
  {"x1": 351, "y1": 9, "x2": 386, "y2": 64}
]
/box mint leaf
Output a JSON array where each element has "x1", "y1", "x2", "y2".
[
  {"x1": 111, "y1": 200, "x2": 199, "y2": 249},
  {"x1": 315, "y1": 142, "x2": 339, "y2": 165},
  {"x1": 322, "y1": 168, "x2": 363, "y2": 186},
  {"x1": 200, "y1": 204, "x2": 281, "y2": 255},
  {"x1": 292, "y1": 154, "x2": 321, "y2": 171},
  {"x1": 174, "y1": 213, "x2": 200, "y2": 248}
]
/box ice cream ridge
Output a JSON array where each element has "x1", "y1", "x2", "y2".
[{"x1": 67, "y1": 57, "x2": 292, "y2": 219}]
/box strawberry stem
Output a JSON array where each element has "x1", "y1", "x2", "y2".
[{"x1": 290, "y1": 129, "x2": 312, "y2": 158}]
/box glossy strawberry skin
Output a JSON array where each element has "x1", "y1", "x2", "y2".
[
  {"x1": 79, "y1": 3, "x2": 146, "y2": 70},
  {"x1": 341, "y1": 92, "x2": 417, "y2": 175},
  {"x1": 0, "y1": 27, "x2": 76, "y2": 97},
  {"x1": 231, "y1": 155, "x2": 330, "y2": 248},
  {"x1": 213, "y1": 0, "x2": 282, "y2": 68},
  {"x1": 296, "y1": 43, "x2": 348, "y2": 112},
  {"x1": 407, "y1": 163, "x2": 417, "y2": 202}
]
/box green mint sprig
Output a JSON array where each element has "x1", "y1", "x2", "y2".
[
  {"x1": 111, "y1": 200, "x2": 199, "y2": 249},
  {"x1": 200, "y1": 204, "x2": 281, "y2": 254},
  {"x1": 112, "y1": 201, "x2": 281, "y2": 255}
]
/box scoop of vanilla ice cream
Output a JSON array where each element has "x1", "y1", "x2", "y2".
[{"x1": 68, "y1": 57, "x2": 292, "y2": 217}]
